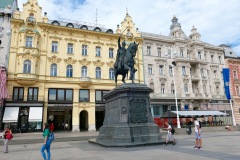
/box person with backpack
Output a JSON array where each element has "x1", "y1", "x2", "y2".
[
  {"x1": 193, "y1": 117, "x2": 202, "y2": 149},
  {"x1": 3, "y1": 126, "x2": 13, "y2": 153},
  {"x1": 41, "y1": 123, "x2": 52, "y2": 160},
  {"x1": 164, "y1": 122, "x2": 175, "y2": 145}
]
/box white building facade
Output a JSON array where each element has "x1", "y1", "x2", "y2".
[
  {"x1": 0, "y1": 0, "x2": 18, "y2": 130},
  {"x1": 142, "y1": 16, "x2": 232, "y2": 124}
]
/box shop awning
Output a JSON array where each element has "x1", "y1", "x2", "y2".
[
  {"x1": 171, "y1": 111, "x2": 228, "y2": 117},
  {"x1": 3, "y1": 107, "x2": 19, "y2": 122},
  {"x1": 29, "y1": 107, "x2": 43, "y2": 122},
  {"x1": 161, "y1": 110, "x2": 228, "y2": 118}
]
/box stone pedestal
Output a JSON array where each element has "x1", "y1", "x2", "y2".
[{"x1": 93, "y1": 83, "x2": 162, "y2": 146}]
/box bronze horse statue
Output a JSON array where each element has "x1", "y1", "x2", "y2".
[{"x1": 114, "y1": 42, "x2": 138, "y2": 86}]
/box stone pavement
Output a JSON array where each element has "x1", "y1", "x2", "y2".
[{"x1": 0, "y1": 131, "x2": 239, "y2": 160}]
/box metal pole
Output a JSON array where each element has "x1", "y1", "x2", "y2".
[
  {"x1": 172, "y1": 67, "x2": 181, "y2": 128},
  {"x1": 230, "y1": 99, "x2": 236, "y2": 126}
]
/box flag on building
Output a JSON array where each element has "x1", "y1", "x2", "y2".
[
  {"x1": 222, "y1": 68, "x2": 231, "y2": 100},
  {"x1": 0, "y1": 67, "x2": 9, "y2": 104}
]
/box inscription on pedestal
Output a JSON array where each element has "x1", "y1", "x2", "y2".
[{"x1": 129, "y1": 99, "x2": 147, "y2": 123}]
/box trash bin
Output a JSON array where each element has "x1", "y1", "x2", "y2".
[{"x1": 186, "y1": 125, "x2": 192, "y2": 134}]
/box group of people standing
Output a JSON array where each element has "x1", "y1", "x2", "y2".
[{"x1": 164, "y1": 117, "x2": 202, "y2": 149}]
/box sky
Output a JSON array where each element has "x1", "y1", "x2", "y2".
[{"x1": 18, "y1": 0, "x2": 240, "y2": 56}]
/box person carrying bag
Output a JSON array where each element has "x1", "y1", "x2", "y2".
[{"x1": 3, "y1": 126, "x2": 13, "y2": 153}]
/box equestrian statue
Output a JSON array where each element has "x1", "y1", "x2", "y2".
[{"x1": 114, "y1": 34, "x2": 138, "y2": 87}]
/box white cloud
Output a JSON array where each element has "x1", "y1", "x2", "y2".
[{"x1": 18, "y1": 0, "x2": 240, "y2": 55}]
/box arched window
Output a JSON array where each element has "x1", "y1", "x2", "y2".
[
  {"x1": 66, "y1": 65, "x2": 73, "y2": 77},
  {"x1": 50, "y1": 63, "x2": 57, "y2": 76},
  {"x1": 23, "y1": 60, "x2": 31, "y2": 73},
  {"x1": 96, "y1": 67, "x2": 101, "y2": 79},
  {"x1": 81, "y1": 66, "x2": 87, "y2": 77},
  {"x1": 109, "y1": 68, "x2": 114, "y2": 80}
]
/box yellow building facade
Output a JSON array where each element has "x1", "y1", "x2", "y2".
[{"x1": 4, "y1": 0, "x2": 143, "y2": 132}]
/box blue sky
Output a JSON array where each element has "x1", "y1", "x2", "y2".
[{"x1": 18, "y1": 0, "x2": 240, "y2": 56}]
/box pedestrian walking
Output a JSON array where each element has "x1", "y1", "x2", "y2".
[
  {"x1": 164, "y1": 122, "x2": 175, "y2": 145},
  {"x1": 2, "y1": 126, "x2": 13, "y2": 153},
  {"x1": 40, "y1": 123, "x2": 52, "y2": 160},
  {"x1": 193, "y1": 117, "x2": 202, "y2": 149}
]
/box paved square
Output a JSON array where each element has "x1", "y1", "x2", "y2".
[{"x1": 1, "y1": 131, "x2": 239, "y2": 160}]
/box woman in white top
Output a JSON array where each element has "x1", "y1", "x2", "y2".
[{"x1": 164, "y1": 122, "x2": 175, "y2": 145}]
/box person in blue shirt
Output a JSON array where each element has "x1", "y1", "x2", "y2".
[{"x1": 40, "y1": 123, "x2": 51, "y2": 160}]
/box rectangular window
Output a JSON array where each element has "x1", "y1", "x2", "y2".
[
  {"x1": 26, "y1": 36, "x2": 33, "y2": 47},
  {"x1": 171, "y1": 84, "x2": 174, "y2": 94},
  {"x1": 184, "y1": 84, "x2": 188, "y2": 93},
  {"x1": 201, "y1": 69, "x2": 204, "y2": 77},
  {"x1": 187, "y1": 52, "x2": 190, "y2": 59},
  {"x1": 13, "y1": 87, "x2": 24, "y2": 101},
  {"x1": 109, "y1": 48, "x2": 114, "y2": 58},
  {"x1": 95, "y1": 90, "x2": 109, "y2": 102},
  {"x1": 82, "y1": 45, "x2": 87, "y2": 55},
  {"x1": 48, "y1": 89, "x2": 73, "y2": 101},
  {"x1": 161, "y1": 84, "x2": 165, "y2": 94},
  {"x1": 49, "y1": 89, "x2": 56, "y2": 101},
  {"x1": 28, "y1": 87, "x2": 38, "y2": 101},
  {"x1": 67, "y1": 43, "x2": 73, "y2": 54},
  {"x1": 180, "y1": 50, "x2": 184, "y2": 57},
  {"x1": 214, "y1": 70, "x2": 217, "y2": 78},
  {"x1": 168, "y1": 49, "x2": 171, "y2": 57},
  {"x1": 79, "y1": 89, "x2": 89, "y2": 102},
  {"x1": 157, "y1": 48, "x2": 161, "y2": 57},
  {"x1": 148, "y1": 64, "x2": 153, "y2": 75},
  {"x1": 233, "y1": 71, "x2": 238, "y2": 79},
  {"x1": 203, "y1": 85, "x2": 207, "y2": 94},
  {"x1": 57, "y1": 89, "x2": 65, "y2": 100},
  {"x1": 184, "y1": 105, "x2": 189, "y2": 110},
  {"x1": 182, "y1": 66, "x2": 186, "y2": 76},
  {"x1": 219, "y1": 56, "x2": 222, "y2": 64},
  {"x1": 159, "y1": 65, "x2": 164, "y2": 75},
  {"x1": 236, "y1": 86, "x2": 240, "y2": 96},
  {"x1": 0, "y1": 16, "x2": 3, "y2": 23},
  {"x1": 169, "y1": 66, "x2": 173, "y2": 76},
  {"x1": 66, "y1": 89, "x2": 73, "y2": 101},
  {"x1": 211, "y1": 55, "x2": 214, "y2": 62},
  {"x1": 198, "y1": 51, "x2": 201, "y2": 60},
  {"x1": 147, "y1": 46, "x2": 151, "y2": 55},
  {"x1": 96, "y1": 47, "x2": 101, "y2": 57},
  {"x1": 51, "y1": 41, "x2": 58, "y2": 52}
]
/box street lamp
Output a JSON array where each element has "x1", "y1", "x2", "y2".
[{"x1": 165, "y1": 50, "x2": 181, "y2": 128}]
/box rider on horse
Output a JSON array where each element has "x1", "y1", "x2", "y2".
[{"x1": 114, "y1": 36, "x2": 127, "y2": 70}]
